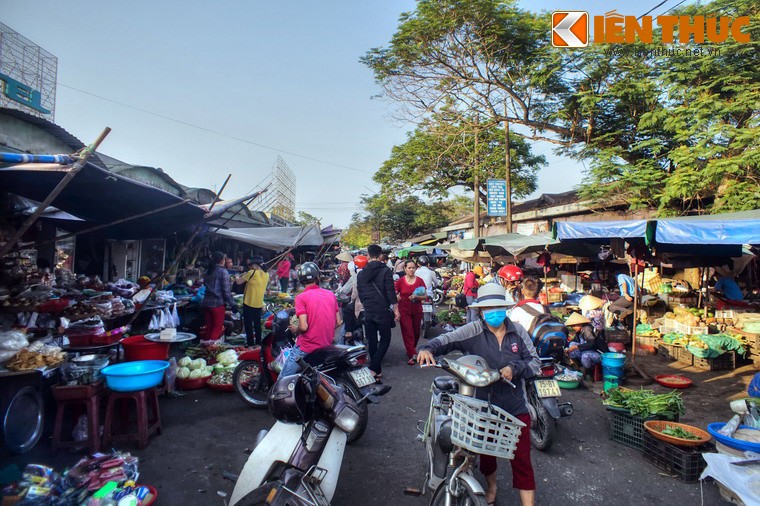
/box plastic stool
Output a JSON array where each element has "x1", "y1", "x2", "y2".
[
  {"x1": 103, "y1": 387, "x2": 161, "y2": 450},
  {"x1": 51, "y1": 382, "x2": 105, "y2": 454}
]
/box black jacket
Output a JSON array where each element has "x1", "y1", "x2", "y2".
[
  {"x1": 418, "y1": 320, "x2": 540, "y2": 416},
  {"x1": 574, "y1": 324, "x2": 608, "y2": 353},
  {"x1": 356, "y1": 260, "x2": 397, "y2": 320}
]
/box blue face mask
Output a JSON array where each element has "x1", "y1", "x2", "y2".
[{"x1": 482, "y1": 308, "x2": 507, "y2": 327}]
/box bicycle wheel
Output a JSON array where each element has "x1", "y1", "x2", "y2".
[
  {"x1": 430, "y1": 477, "x2": 487, "y2": 506},
  {"x1": 232, "y1": 360, "x2": 269, "y2": 408}
]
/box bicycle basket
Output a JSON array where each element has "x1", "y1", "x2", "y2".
[{"x1": 450, "y1": 394, "x2": 526, "y2": 459}]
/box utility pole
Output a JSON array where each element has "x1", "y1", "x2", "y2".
[
  {"x1": 473, "y1": 117, "x2": 480, "y2": 238},
  {"x1": 504, "y1": 100, "x2": 512, "y2": 233}
]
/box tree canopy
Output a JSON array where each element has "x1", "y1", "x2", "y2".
[
  {"x1": 346, "y1": 195, "x2": 472, "y2": 244},
  {"x1": 363, "y1": 0, "x2": 760, "y2": 215},
  {"x1": 374, "y1": 116, "x2": 545, "y2": 203}
]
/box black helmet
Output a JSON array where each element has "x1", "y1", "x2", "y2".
[
  {"x1": 418, "y1": 255, "x2": 430, "y2": 266},
  {"x1": 298, "y1": 262, "x2": 320, "y2": 284},
  {"x1": 268, "y1": 374, "x2": 314, "y2": 424}
]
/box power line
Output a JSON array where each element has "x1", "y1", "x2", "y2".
[
  {"x1": 639, "y1": 0, "x2": 671, "y2": 19},
  {"x1": 58, "y1": 83, "x2": 374, "y2": 174}
]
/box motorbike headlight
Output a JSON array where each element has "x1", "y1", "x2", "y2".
[
  {"x1": 333, "y1": 404, "x2": 360, "y2": 433},
  {"x1": 448, "y1": 361, "x2": 500, "y2": 387}
]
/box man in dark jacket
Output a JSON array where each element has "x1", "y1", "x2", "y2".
[{"x1": 356, "y1": 244, "x2": 399, "y2": 377}]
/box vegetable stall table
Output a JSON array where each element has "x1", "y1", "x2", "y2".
[{"x1": 143, "y1": 332, "x2": 198, "y2": 355}]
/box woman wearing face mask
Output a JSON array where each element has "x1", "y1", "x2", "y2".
[{"x1": 417, "y1": 283, "x2": 540, "y2": 506}]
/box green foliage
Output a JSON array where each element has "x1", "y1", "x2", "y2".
[
  {"x1": 348, "y1": 194, "x2": 472, "y2": 243},
  {"x1": 364, "y1": 0, "x2": 760, "y2": 215},
  {"x1": 374, "y1": 116, "x2": 544, "y2": 203},
  {"x1": 292, "y1": 211, "x2": 321, "y2": 226},
  {"x1": 341, "y1": 216, "x2": 373, "y2": 249}
]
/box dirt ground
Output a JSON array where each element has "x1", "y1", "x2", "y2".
[{"x1": 3, "y1": 332, "x2": 755, "y2": 505}]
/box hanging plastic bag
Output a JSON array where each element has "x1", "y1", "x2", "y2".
[
  {"x1": 149, "y1": 313, "x2": 160, "y2": 330},
  {"x1": 72, "y1": 414, "x2": 88, "y2": 442},
  {"x1": 274, "y1": 347, "x2": 291, "y2": 373},
  {"x1": 171, "y1": 303, "x2": 180, "y2": 327}
]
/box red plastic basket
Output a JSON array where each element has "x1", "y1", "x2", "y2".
[{"x1": 122, "y1": 335, "x2": 170, "y2": 361}]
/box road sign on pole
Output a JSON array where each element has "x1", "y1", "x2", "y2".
[{"x1": 487, "y1": 179, "x2": 507, "y2": 217}]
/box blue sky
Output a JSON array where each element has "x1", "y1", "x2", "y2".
[{"x1": 2, "y1": 0, "x2": 689, "y2": 227}]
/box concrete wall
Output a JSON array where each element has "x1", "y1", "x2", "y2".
[{"x1": 0, "y1": 112, "x2": 73, "y2": 154}]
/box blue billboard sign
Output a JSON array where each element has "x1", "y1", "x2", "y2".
[{"x1": 487, "y1": 179, "x2": 507, "y2": 217}]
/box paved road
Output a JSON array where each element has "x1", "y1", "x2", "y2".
[{"x1": 5, "y1": 325, "x2": 726, "y2": 505}]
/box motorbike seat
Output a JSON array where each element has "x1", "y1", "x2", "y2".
[
  {"x1": 433, "y1": 376, "x2": 458, "y2": 392},
  {"x1": 303, "y1": 345, "x2": 352, "y2": 367}
]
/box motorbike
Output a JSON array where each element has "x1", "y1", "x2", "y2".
[
  {"x1": 232, "y1": 308, "x2": 389, "y2": 443},
  {"x1": 415, "y1": 355, "x2": 526, "y2": 506},
  {"x1": 430, "y1": 287, "x2": 444, "y2": 306},
  {"x1": 230, "y1": 359, "x2": 387, "y2": 505},
  {"x1": 420, "y1": 297, "x2": 438, "y2": 340},
  {"x1": 525, "y1": 357, "x2": 574, "y2": 451}
]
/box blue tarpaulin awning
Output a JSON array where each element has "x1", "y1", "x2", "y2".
[
  {"x1": 553, "y1": 220, "x2": 648, "y2": 242},
  {"x1": 652, "y1": 210, "x2": 760, "y2": 246}
]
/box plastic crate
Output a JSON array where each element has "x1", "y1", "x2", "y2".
[
  {"x1": 673, "y1": 346, "x2": 693, "y2": 366},
  {"x1": 605, "y1": 329, "x2": 631, "y2": 343},
  {"x1": 636, "y1": 335, "x2": 658, "y2": 347},
  {"x1": 608, "y1": 408, "x2": 678, "y2": 450},
  {"x1": 658, "y1": 343, "x2": 675, "y2": 361},
  {"x1": 641, "y1": 431, "x2": 714, "y2": 483},
  {"x1": 676, "y1": 321, "x2": 710, "y2": 335},
  {"x1": 692, "y1": 351, "x2": 736, "y2": 371}
]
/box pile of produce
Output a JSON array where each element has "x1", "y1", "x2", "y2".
[
  {"x1": 604, "y1": 387, "x2": 685, "y2": 419},
  {"x1": 176, "y1": 357, "x2": 212, "y2": 379},
  {"x1": 208, "y1": 371, "x2": 234, "y2": 386},
  {"x1": 212, "y1": 349, "x2": 239, "y2": 376},
  {"x1": 664, "y1": 307, "x2": 716, "y2": 327},
  {"x1": 437, "y1": 309, "x2": 466, "y2": 326}
]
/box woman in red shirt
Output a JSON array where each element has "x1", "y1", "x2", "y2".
[{"x1": 395, "y1": 260, "x2": 427, "y2": 365}]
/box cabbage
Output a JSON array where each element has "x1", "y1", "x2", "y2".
[
  {"x1": 199, "y1": 370, "x2": 212, "y2": 378},
  {"x1": 213, "y1": 363, "x2": 224, "y2": 372},
  {"x1": 205, "y1": 365, "x2": 214, "y2": 373},
  {"x1": 216, "y1": 350, "x2": 238, "y2": 366},
  {"x1": 189, "y1": 368, "x2": 204, "y2": 379},
  {"x1": 190, "y1": 358, "x2": 206, "y2": 370},
  {"x1": 178, "y1": 357, "x2": 192, "y2": 367},
  {"x1": 177, "y1": 367, "x2": 190, "y2": 379}
]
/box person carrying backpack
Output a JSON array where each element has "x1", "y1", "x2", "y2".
[{"x1": 510, "y1": 278, "x2": 568, "y2": 361}]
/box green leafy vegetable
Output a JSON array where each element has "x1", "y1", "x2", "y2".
[{"x1": 604, "y1": 387, "x2": 685, "y2": 419}]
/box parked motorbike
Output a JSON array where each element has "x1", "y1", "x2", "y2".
[
  {"x1": 232, "y1": 308, "x2": 388, "y2": 443},
  {"x1": 230, "y1": 359, "x2": 389, "y2": 505},
  {"x1": 415, "y1": 355, "x2": 525, "y2": 506},
  {"x1": 430, "y1": 287, "x2": 444, "y2": 306},
  {"x1": 526, "y1": 357, "x2": 574, "y2": 451}
]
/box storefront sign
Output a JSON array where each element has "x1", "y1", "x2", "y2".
[
  {"x1": 487, "y1": 179, "x2": 507, "y2": 217},
  {"x1": 0, "y1": 72, "x2": 51, "y2": 115}
]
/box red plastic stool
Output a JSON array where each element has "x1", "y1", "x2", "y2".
[
  {"x1": 51, "y1": 382, "x2": 105, "y2": 454},
  {"x1": 103, "y1": 387, "x2": 161, "y2": 450},
  {"x1": 593, "y1": 364, "x2": 603, "y2": 382}
]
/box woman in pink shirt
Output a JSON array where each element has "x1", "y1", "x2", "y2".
[{"x1": 276, "y1": 257, "x2": 291, "y2": 293}]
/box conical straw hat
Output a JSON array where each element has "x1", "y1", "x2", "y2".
[
  {"x1": 565, "y1": 312, "x2": 591, "y2": 326},
  {"x1": 579, "y1": 295, "x2": 604, "y2": 312}
]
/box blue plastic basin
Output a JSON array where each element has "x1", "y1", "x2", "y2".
[
  {"x1": 707, "y1": 423, "x2": 760, "y2": 453},
  {"x1": 101, "y1": 360, "x2": 169, "y2": 392}
]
